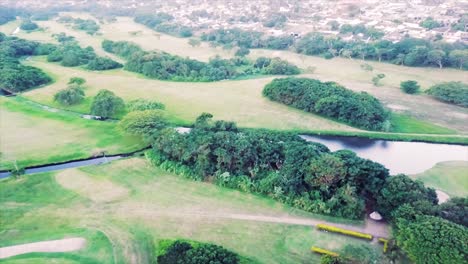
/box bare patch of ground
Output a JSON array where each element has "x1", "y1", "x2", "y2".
[
  {"x1": 56, "y1": 169, "x2": 129, "y2": 203},
  {"x1": 436, "y1": 190, "x2": 450, "y2": 204},
  {"x1": 0, "y1": 237, "x2": 86, "y2": 259}
]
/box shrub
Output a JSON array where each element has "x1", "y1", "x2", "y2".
[
  {"x1": 316, "y1": 224, "x2": 373, "y2": 240},
  {"x1": 90, "y1": 89, "x2": 124, "y2": 118},
  {"x1": 119, "y1": 110, "x2": 168, "y2": 136},
  {"x1": 127, "y1": 99, "x2": 165, "y2": 111},
  {"x1": 68, "y1": 77, "x2": 86, "y2": 85},
  {"x1": 86, "y1": 57, "x2": 122, "y2": 70},
  {"x1": 400, "y1": 80, "x2": 420, "y2": 94},
  {"x1": 235, "y1": 47, "x2": 250, "y2": 57},
  {"x1": 426, "y1": 81, "x2": 468, "y2": 107},
  {"x1": 372, "y1": 73, "x2": 385, "y2": 86},
  {"x1": 311, "y1": 247, "x2": 339, "y2": 257},
  {"x1": 54, "y1": 84, "x2": 85, "y2": 106},
  {"x1": 20, "y1": 20, "x2": 39, "y2": 31}
]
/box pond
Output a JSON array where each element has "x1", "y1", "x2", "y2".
[{"x1": 301, "y1": 135, "x2": 468, "y2": 175}]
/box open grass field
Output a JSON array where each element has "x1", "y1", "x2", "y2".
[
  {"x1": 0, "y1": 97, "x2": 145, "y2": 170},
  {"x1": 0, "y1": 158, "x2": 383, "y2": 263},
  {"x1": 411, "y1": 161, "x2": 468, "y2": 197},
  {"x1": 0, "y1": 13, "x2": 468, "y2": 134}
]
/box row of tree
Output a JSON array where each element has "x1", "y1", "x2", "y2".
[
  {"x1": 0, "y1": 34, "x2": 51, "y2": 92},
  {"x1": 102, "y1": 40, "x2": 300, "y2": 81},
  {"x1": 263, "y1": 77, "x2": 389, "y2": 130},
  {"x1": 134, "y1": 13, "x2": 193, "y2": 38},
  {"x1": 200, "y1": 28, "x2": 468, "y2": 70},
  {"x1": 157, "y1": 240, "x2": 241, "y2": 264},
  {"x1": 57, "y1": 16, "x2": 100, "y2": 35}
]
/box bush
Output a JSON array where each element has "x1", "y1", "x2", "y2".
[
  {"x1": 68, "y1": 77, "x2": 86, "y2": 85},
  {"x1": 119, "y1": 110, "x2": 168, "y2": 137},
  {"x1": 54, "y1": 84, "x2": 85, "y2": 106},
  {"x1": 426, "y1": 81, "x2": 468, "y2": 107},
  {"x1": 235, "y1": 47, "x2": 250, "y2": 57},
  {"x1": 86, "y1": 57, "x2": 122, "y2": 70},
  {"x1": 316, "y1": 224, "x2": 373, "y2": 240},
  {"x1": 20, "y1": 20, "x2": 39, "y2": 31},
  {"x1": 400, "y1": 80, "x2": 420, "y2": 94},
  {"x1": 90, "y1": 89, "x2": 124, "y2": 118},
  {"x1": 263, "y1": 77, "x2": 388, "y2": 130},
  {"x1": 127, "y1": 99, "x2": 165, "y2": 111}
]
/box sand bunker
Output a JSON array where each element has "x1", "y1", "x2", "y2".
[
  {"x1": 436, "y1": 190, "x2": 450, "y2": 204},
  {"x1": 56, "y1": 169, "x2": 129, "y2": 203},
  {"x1": 0, "y1": 237, "x2": 86, "y2": 259}
]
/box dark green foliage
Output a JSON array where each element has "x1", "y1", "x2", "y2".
[
  {"x1": 436, "y1": 197, "x2": 468, "y2": 227},
  {"x1": 262, "y1": 77, "x2": 389, "y2": 130},
  {"x1": 119, "y1": 110, "x2": 168, "y2": 136},
  {"x1": 157, "y1": 240, "x2": 240, "y2": 264},
  {"x1": 400, "y1": 80, "x2": 420, "y2": 94},
  {"x1": 47, "y1": 43, "x2": 96, "y2": 67},
  {"x1": 451, "y1": 14, "x2": 468, "y2": 32},
  {"x1": 396, "y1": 215, "x2": 468, "y2": 264},
  {"x1": 68, "y1": 77, "x2": 86, "y2": 85},
  {"x1": 103, "y1": 40, "x2": 299, "y2": 81},
  {"x1": 30, "y1": 11, "x2": 57, "y2": 21},
  {"x1": 254, "y1": 57, "x2": 300, "y2": 75},
  {"x1": 426, "y1": 81, "x2": 468, "y2": 107},
  {"x1": 127, "y1": 99, "x2": 165, "y2": 111},
  {"x1": 419, "y1": 17, "x2": 442, "y2": 29},
  {"x1": 52, "y1": 32, "x2": 75, "y2": 43},
  {"x1": 201, "y1": 28, "x2": 265, "y2": 49},
  {"x1": 53, "y1": 84, "x2": 85, "y2": 106},
  {"x1": 86, "y1": 57, "x2": 122, "y2": 70},
  {"x1": 90, "y1": 89, "x2": 124, "y2": 118},
  {"x1": 340, "y1": 244, "x2": 380, "y2": 264},
  {"x1": 235, "y1": 47, "x2": 250, "y2": 57},
  {"x1": 20, "y1": 20, "x2": 38, "y2": 31},
  {"x1": 339, "y1": 24, "x2": 384, "y2": 39},
  {"x1": 377, "y1": 174, "x2": 438, "y2": 219},
  {"x1": 0, "y1": 36, "x2": 52, "y2": 92},
  {"x1": 58, "y1": 16, "x2": 99, "y2": 35},
  {"x1": 263, "y1": 13, "x2": 287, "y2": 28},
  {"x1": 134, "y1": 13, "x2": 192, "y2": 37},
  {"x1": 148, "y1": 114, "x2": 390, "y2": 219},
  {"x1": 0, "y1": 7, "x2": 16, "y2": 25},
  {"x1": 134, "y1": 13, "x2": 174, "y2": 27}
]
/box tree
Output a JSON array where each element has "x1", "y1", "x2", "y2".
[
  {"x1": 127, "y1": 99, "x2": 165, "y2": 111},
  {"x1": 68, "y1": 77, "x2": 86, "y2": 85},
  {"x1": 54, "y1": 84, "x2": 85, "y2": 106},
  {"x1": 157, "y1": 241, "x2": 192, "y2": 264},
  {"x1": 448, "y1": 49, "x2": 468, "y2": 70},
  {"x1": 119, "y1": 110, "x2": 168, "y2": 137},
  {"x1": 396, "y1": 216, "x2": 467, "y2": 264},
  {"x1": 182, "y1": 244, "x2": 239, "y2": 264},
  {"x1": 419, "y1": 17, "x2": 442, "y2": 29},
  {"x1": 436, "y1": 197, "x2": 468, "y2": 227},
  {"x1": 90, "y1": 89, "x2": 124, "y2": 118},
  {"x1": 86, "y1": 57, "x2": 122, "y2": 70},
  {"x1": 306, "y1": 154, "x2": 346, "y2": 191},
  {"x1": 188, "y1": 38, "x2": 201, "y2": 47},
  {"x1": 235, "y1": 47, "x2": 250, "y2": 57},
  {"x1": 426, "y1": 50, "x2": 445, "y2": 68},
  {"x1": 377, "y1": 174, "x2": 438, "y2": 219},
  {"x1": 400, "y1": 80, "x2": 420, "y2": 94},
  {"x1": 340, "y1": 244, "x2": 380, "y2": 264}
]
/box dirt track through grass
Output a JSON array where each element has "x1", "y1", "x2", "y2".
[{"x1": 0, "y1": 238, "x2": 86, "y2": 259}]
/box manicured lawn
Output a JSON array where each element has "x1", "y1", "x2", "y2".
[
  {"x1": 0, "y1": 158, "x2": 381, "y2": 263},
  {"x1": 390, "y1": 113, "x2": 456, "y2": 134},
  {"x1": 411, "y1": 161, "x2": 468, "y2": 197},
  {"x1": 0, "y1": 97, "x2": 145, "y2": 170}
]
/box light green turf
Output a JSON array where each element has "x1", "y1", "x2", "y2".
[
  {"x1": 0, "y1": 158, "x2": 382, "y2": 263},
  {"x1": 390, "y1": 113, "x2": 456, "y2": 134},
  {"x1": 0, "y1": 97, "x2": 145, "y2": 170},
  {"x1": 411, "y1": 161, "x2": 468, "y2": 197}
]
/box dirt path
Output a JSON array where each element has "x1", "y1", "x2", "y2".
[{"x1": 0, "y1": 237, "x2": 86, "y2": 259}]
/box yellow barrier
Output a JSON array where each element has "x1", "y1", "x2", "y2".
[
  {"x1": 316, "y1": 224, "x2": 373, "y2": 240},
  {"x1": 311, "y1": 246, "x2": 339, "y2": 257},
  {"x1": 378, "y1": 238, "x2": 389, "y2": 253}
]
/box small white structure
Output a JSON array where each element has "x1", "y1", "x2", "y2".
[
  {"x1": 369, "y1": 211, "x2": 383, "y2": 221},
  {"x1": 175, "y1": 127, "x2": 192, "y2": 134},
  {"x1": 436, "y1": 190, "x2": 450, "y2": 204}
]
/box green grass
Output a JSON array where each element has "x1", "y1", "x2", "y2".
[
  {"x1": 410, "y1": 161, "x2": 468, "y2": 197},
  {"x1": 390, "y1": 113, "x2": 456, "y2": 134},
  {"x1": 0, "y1": 97, "x2": 145, "y2": 170},
  {"x1": 0, "y1": 158, "x2": 382, "y2": 263}
]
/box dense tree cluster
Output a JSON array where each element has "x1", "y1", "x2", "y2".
[
  {"x1": 263, "y1": 13, "x2": 287, "y2": 28},
  {"x1": 201, "y1": 28, "x2": 468, "y2": 70},
  {"x1": 142, "y1": 114, "x2": 390, "y2": 219},
  {"x1": 263, "y1": 78, "x2": 389, "y2": 130},
  {"x1": 46, "y1": 42, "x2": 121, "y2": 70},
  {"x1": 425, "y1": 81, "x2": 468, "y2": 107},
  {"x1": 19, "y1": 20, "x2": 39, "y2": 31},
  {"x1": 57, "y1": 16, "x2": 100, "y2": 35},
  {"x1": 102, "y1": 40, "x2": 300, "y2": 81},
  {"x1": 419, "y1": 17, "x2": 442, "y2": 30},
  {"x1": 134, "y1": 13, "x2": 193, "y2": 37},
  {"x1": 0, "y1": 7, "x2": 16, "y2": 25},
  {"x1": 0, "y1": 34, "x2": 51, "y2": 92},
  {"x1": 157, "y1": 240, "x2": 240, "y2": 264},
  {"x1": 127, "y1": 99, "x2": 165, "y2": 111},
  {"x1": 254, "y1": 57, "x2": 300, "y2": 75}
]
